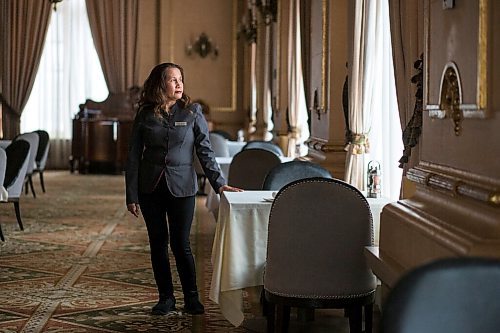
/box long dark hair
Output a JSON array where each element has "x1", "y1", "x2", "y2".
[{"x1": 138, "y1": 62, "x2": 191, "y2": 117}]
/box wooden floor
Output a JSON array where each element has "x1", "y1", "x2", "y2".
[{"x1": 0, "y1": 171, "x2": 379, "y2": 332}]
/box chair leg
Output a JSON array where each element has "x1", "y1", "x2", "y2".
[
  {"x1": 261, "y1": 289, "x2": 269, "y2": 316},
  {"x1": 347, "y1": 306, "x2": 362, "y2": 333},
  {"x1": 13, "y1": 201, "x2": 24, "y2": 230},
  {"x1": 40, "y1": 171, "x2": 46, "y2": 193},
  {"x1": 364, "y1": 303, "x2": 373, "y2": 333},
  {"x1": 29, "y1": 175, "x2": 36, "y2": 198},
  {"x1": 276, "y1": 304, "x2": 290, "y2": 333},
  {"x1": 0, "y1": 223, "x2": 4, "y2": 241},
  {"x1": 266, "y1": 302, "x2": 276, "y2": 332}
]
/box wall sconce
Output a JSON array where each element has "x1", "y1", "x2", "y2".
[
  {"x1": 186, "y1": 33, "x2": 219, "y2": 59},
  {"x1": 237, "y1": 6, "x2": 257, "y2": 43}
]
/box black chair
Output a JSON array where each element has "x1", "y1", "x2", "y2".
[
  {"x1": 228, "y1": 148, "x2": 281, "y2": 190},
  {"x1": 381, "y1": 257, "x2": 500, "y2": 333},
  {"x1": 242, "y1": 140, "x2": 284, "y2": 156},
  {"x1": 2, "y1": 140, "x2": 31, "y2": 232},
  {"x1": 33, "y1": 130, "x2": 50, "y2": 193},
  {"x1": 264, "y1": 177, "x2": 376, "y2": 332},
  {"x1": 262, "y1": 160, "x2": 332, "y2": 191}
]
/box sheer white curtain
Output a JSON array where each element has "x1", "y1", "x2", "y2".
[
  {"x1": 364, "y1": 0, "x2": 402, "y2": 201},
  {"x1": 287, "y1": 0, "x2": 310, "y2": 158},
  {"x1": 21, "y1": 0, "x2": 108, "y2": 167},
  {"x1": 346, "y1": 0, "x2": 402, "y2": 200}
]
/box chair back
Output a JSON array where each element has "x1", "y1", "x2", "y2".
[
  {"x1": 210, "y1": 129, "x2": 233, "y2": 141},
  {"x1": 0, "y1": 148, "x2": 6, "y2": 190},
  {"x1": 264, "y1": 177, "x2": 376, "y2": 299},
  {"x1": 381, "y1": 257, "x2": 500, "y2": 333},
  {"x1": 262, "y1": 160, "x2": 332, "y2": 190},
  {"x1": 4, "y1": 140, "x2": 30, "y2": 198},
  {"x1": 242, "y1": 140, "x2": 284, "y2": 156},
  {"x1": 228, "y1": 148, "x2": 281, "y2": 190},
  {"x1": 34, "y1": 130, "x2": 50, "y2": 170},
  {"x1": 13, "y1": 132, "x2": 39, "y2": 175},
  {"x1": 209, "y1": 132, "x2": 230, "y2": 157}
]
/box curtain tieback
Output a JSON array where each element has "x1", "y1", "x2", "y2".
[
  {"x1": 288, "y1": 127, "x2": 301, "y2": 139},
  {"x1": 349, "y1": 133, "x2": 370, "y2": 155}
]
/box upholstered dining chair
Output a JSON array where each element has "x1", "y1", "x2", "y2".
[
  {"x1": 209, "y1": 132, "x2": 230, "y2": 157},
  {"x1": 194, "y1": 132, "x2": 230, "y2": 195},
  {"x1": 3, "y1": 140, "x2": 31, "y2": 232},
  {"x1": 242, "y1": 140, "x2": 284, "y2": 157},
  {"x1": 228, "y1": 148, "x2": 282, "y2": 190},
  {"x1": 33, "y1": 130, "x2": 50, "y2": 193},
  {"x1": 210, "y1": 129, "x2": 233, "y2": 141},
  {"x1": 262, "y1": 160, "x2": 333, "y2": 191},
  {"x1": 13, "y1": 132, "x2": 39, "y2": 198},
  {"x1": 381, "y1": 257, "x2": 500, "y2": 333},
  {"x1": 264, "y1": 177, "x2": 376, "y2": 332},
  {"x1": 0, "y1": 148, "x2": 7, "y2": 241}
]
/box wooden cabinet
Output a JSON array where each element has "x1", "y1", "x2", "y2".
[
  {"x1": 70, "y1": 90, "x2": 138, "y2": 174},
  {"x1": 70, "y1": 118, "x2": 133, "y2": 174}
]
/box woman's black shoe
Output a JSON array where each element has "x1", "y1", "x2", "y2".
[
  {"x1": 184, "y1": 293, "x2": 205, "y2": 315},
  {"x1": 151, "y1": 297, "x2": 176, "y2": 315}
]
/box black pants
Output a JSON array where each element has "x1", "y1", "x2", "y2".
[{"x1": 139, "y1": 178, "x2": 197, "y2": 299}]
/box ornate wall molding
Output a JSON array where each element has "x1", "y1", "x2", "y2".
[
  {"x1": 407, "y1": 166, "x2": 500, "y2": 206},
  {"x1": 425, "y1": 0, "x2": 488, "y2": 119}
]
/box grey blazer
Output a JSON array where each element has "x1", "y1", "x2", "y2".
[{"x1": 125, "y1": 102, "x2": 225, "y2": 204}]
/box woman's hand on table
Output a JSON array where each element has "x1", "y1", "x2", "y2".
[{"x1": 219, "y1": 185, "x2": 244, "y2": 194}]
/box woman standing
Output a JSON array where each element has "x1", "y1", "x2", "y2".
[{"x1": 125, "y1": 63, "x2": 241, "y2": 315}]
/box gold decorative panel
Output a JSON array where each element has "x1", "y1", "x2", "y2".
[
  {"x1": 424, "y1": 0, "x2": 488, "y2": 119},
  {"x1": 162, "y1": 0, "x2": 238, "y2": 112}
]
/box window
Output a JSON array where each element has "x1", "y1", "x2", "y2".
[
  {"x1": 21, "y1": 0, "x2": 108, "y2": 139},
  {"x1": 364, "y1": 0, "x2": 403, "y2": 200}
]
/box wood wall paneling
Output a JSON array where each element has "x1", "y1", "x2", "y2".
[{"x1": 369, "y1": 0, "x2": 500, "y2": 303}]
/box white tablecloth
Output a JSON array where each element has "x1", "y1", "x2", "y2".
[
  {"x1": 208, "y1": 190, "x2": 392, "y2": 327},
  {"x1": 209, "y1": 190, "x2": 274, "y2": 327},
  {"x1": 366, "y1": 196, "x2": 393, "y2": 245}
]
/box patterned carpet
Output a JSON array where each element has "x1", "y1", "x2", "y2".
[{"x1": 0, "y1": 171, "x2": 256, "y2": 332}]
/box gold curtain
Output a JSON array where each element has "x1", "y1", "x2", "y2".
[
  {"x1": 286, "y1": 0, "x2": 310, "y2": 158},
  {"x1": 344, "y1": 0, "x2": 369, "y2": 190},
  {"x1": 0, "y1": 0, "x2": 52, "y2": 138},
  {"x1": 85, "y1": 0, "x2": 140, "y2": 94}
]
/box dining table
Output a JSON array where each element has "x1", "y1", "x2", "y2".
[
  {"x1": 208, "y1": 190, "x2": 393, "y2": 326},
  {"x1": 209, "y1": 190, "x2": 275, "y2": 327},
  {"x1": 205, "y1": 155, "x2": 294, "y2": 216}
]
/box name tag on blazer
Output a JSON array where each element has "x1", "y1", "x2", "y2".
[{"x1": 174, "y1": 121, "x2": 187, "y2": 126}]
